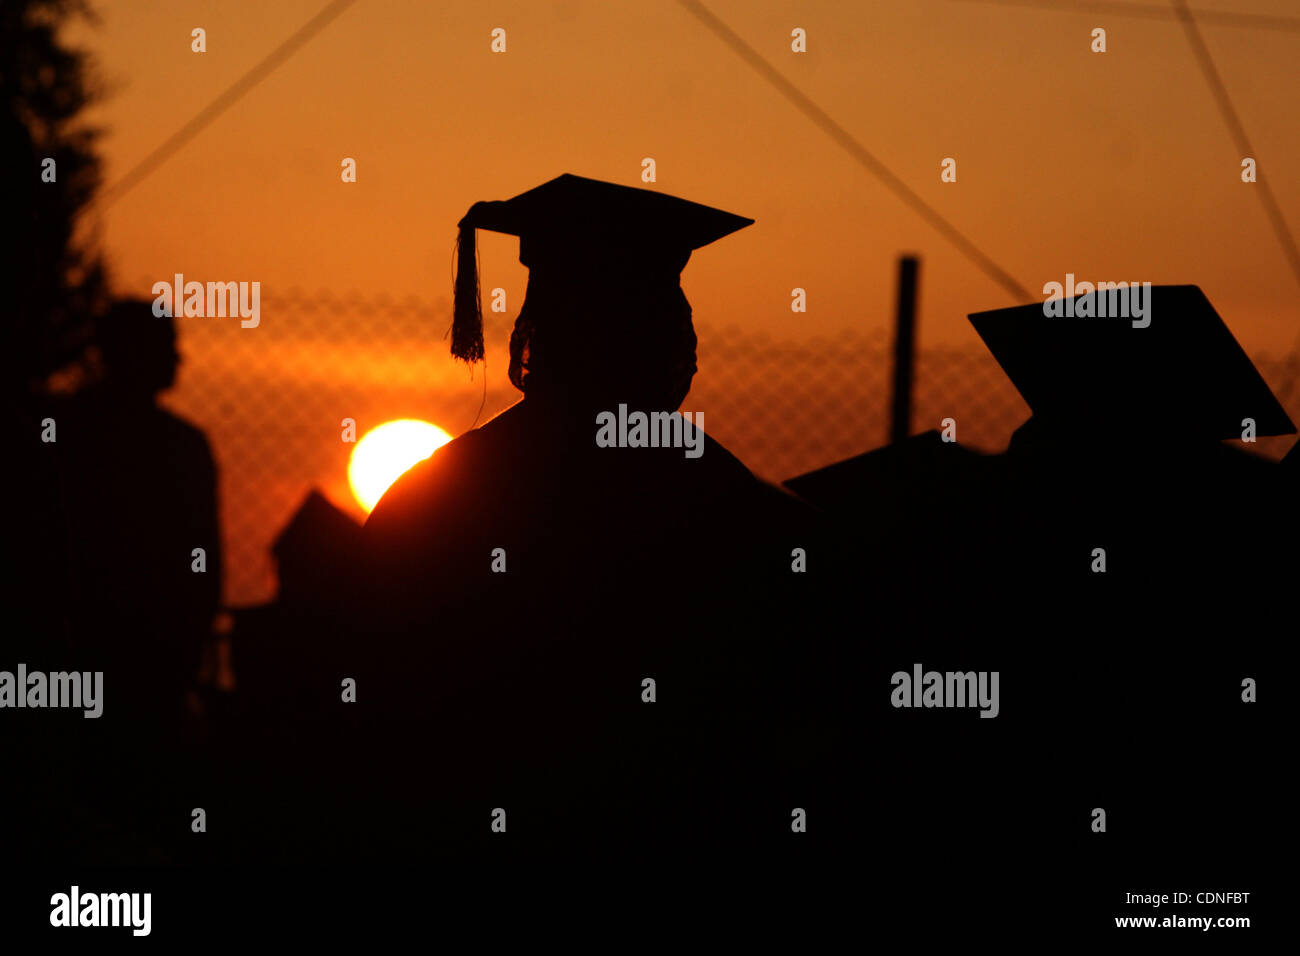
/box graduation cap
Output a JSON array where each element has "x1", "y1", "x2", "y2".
[
  {"x1": 451, "y1": 174, "x2": 753, "y2": 363},
  {"x1": 273, "y1": 489, "x2": 364, "y2": 607},
  {"x1": 968, "y1": 285, "x2": 1296, "y2": 440},
  {"x1": 784, "y1": 430, "x2": 987, "y2": 513}
]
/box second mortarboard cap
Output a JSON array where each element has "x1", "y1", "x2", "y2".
[
  {"x1": 968, "y1": 285, "x2": 1296, "y2": 440},
  {"x1": 451, "y1": 174, "x2": 753, "y2": 363}
]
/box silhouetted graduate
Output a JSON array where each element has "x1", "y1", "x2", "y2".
[
  {"x1": 786, "y1": 430, "x2": 987, "y2": 512},
  {"x1": 357, "y1": 175, "x2": 824, "y2": 852},
  {"x1": 274, "y1": 488, "x2": 365, "y2": 610},
  {"x1": 955, "y1": 286, "x2": 1291, "y2": 871},
  {"x1": 58, "y1": 298, "x2": 223, "y2": 722},
  {"x1": 964, "y1": 285, "x2": 1294, "y2": 634},
  {"x1": 233, "y1": 489, "x2": 363, "y2": 721},
  {"x1": 19, "y1": 299, "x2": 226, "y2": 864},
  {"x1": 213, "y1": 489, "x2": 369, "y2": 861},
  {"x1": 784, "y1": 428, "x2": 994, "y2": 585},
  {"x1": 968, "y1": 285, "x2": 1292, "y2": 585}
]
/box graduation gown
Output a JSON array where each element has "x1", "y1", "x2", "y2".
[{"x1": 351, "y1": 396, "x2": 825, "y2": 853}]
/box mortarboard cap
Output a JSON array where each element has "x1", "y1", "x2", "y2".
[
  {"x1": 273, "y1": 489, "x2": 364, "y2": 607},
  {"x1": 451, "y1": 174, "x2": 753, "y2": 363},
  {"x1": 784, "y1": 430, "x2": 986, "y2": 512},
  {"x1": 968, "y1": 285, "x2": 1296, "y2": 440}
]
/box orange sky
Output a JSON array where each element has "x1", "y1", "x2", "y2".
[
  {"x1": 58, "y1": 0, "x2": 1300, "y2": 606},
  {"x1": 71, "y1": 0, "x2": 1300, "y2": 354}
]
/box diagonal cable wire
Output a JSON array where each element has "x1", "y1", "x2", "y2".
[
  {"x1": 95, "y1": 0, "x2": 360, "y2": 209},
  {"x1": 1170, "y1": 0, "x2": 1300, "y2": 365},
  {"x1": 948, "y1": 0, "x2": 1300, "y2": 32},
  {"x1": 1171, "y1": 0, "x2": 1300, "y2": 286},
  {"x1": 676, "y1": 0, "x2": 1033, "y2": 302}
]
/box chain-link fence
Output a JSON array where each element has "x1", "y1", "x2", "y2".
[{"x1": 159, "y1": 288, "x2": 1300, "y2": 608}]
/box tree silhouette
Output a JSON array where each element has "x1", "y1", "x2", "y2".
[{"x1": 1, "y1": 0, "x2": 105, "y2": 391}]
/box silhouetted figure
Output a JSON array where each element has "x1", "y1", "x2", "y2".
[
  {"x1": 781, "y1": 287, "x2": 1295, "y2": 914},
  {"x1": 355, "y1": 176, "x2": 827, "y2": 854},
  {"x1": 3, "y1": 6, "x2": 119, "y2": 864},
  {"x1": 208, "y1": 489, "x2": 368, "y2": 861},
  {"x1": 234, "y1": 489, "x2": 363, "y2": 718},
  {"x1": 967, "y1": 285, "x2": 1293, "y2": 596},
  {"x1": 785, "y1": 427, "x2": 994, "y2": 584},
  {"x1": 58, "y1": 298, "x2": 222, "y2": 724},
  {"x1": 937, "y1": 286, "x2": 1295, "y2": 885}
]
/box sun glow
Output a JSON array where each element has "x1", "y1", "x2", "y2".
[{"x1": 348, "y1": 418, "x2": 453, "y2": 513}]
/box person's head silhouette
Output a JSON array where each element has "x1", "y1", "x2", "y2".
[
  {"x1": 97, "y1": 297, "x2": 181, "y2": 398},
  {"x1": 450, "y1": 174, "x2": 752, "y2": 412}
]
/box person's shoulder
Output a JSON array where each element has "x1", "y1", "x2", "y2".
[
  {"x1": 699, "y1": 433, "x2": 777, "y2": 494},
  {"x1": 699, "y1": 433, "x2": 750, "y2": 473},
  {"x1": 134, "y1": 406, "x2": 217, "y2": 470},
  {"x1": 698, "y1": 433, "x2": 815, "y2": 517},
  {"x1": 160, "y1": 408, "x2": 212, "y2": 449},
  {"x1": 362, "y1": 406, "x2": 525, "y2": 540},
  {"x1": 366, "y1": 431, "x2": 476, "y2": 526}
]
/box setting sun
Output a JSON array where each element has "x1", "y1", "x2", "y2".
[{"x1": 348, "y1": 419, "x2": 453, "y2": 513}]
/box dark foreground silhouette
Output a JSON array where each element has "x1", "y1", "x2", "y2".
[
  {"x1": 7, "y1": 170, "x2": 1291, "y2": 935},
  {"x1": 786, "y1": 285, "x2": 1293, "y2": 902},
  {"x1": 12, "y1": 298, "x2": 222, "y2": 863},
  {"x1": 338, "y1": 176, "x2": 835, "y2": 855}
]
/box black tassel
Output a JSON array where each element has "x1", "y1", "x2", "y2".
[{"x1": 451, "y1": 221, "x2": 484, "y2": 363}]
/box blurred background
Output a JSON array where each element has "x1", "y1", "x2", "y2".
[{"x1": 21, "y1": 0, "x2": 1300, "y2": 607}]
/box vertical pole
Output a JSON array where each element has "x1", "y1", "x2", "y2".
[{"x1": 890, "y1": 255, "x2": 920, "y2": 445}]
